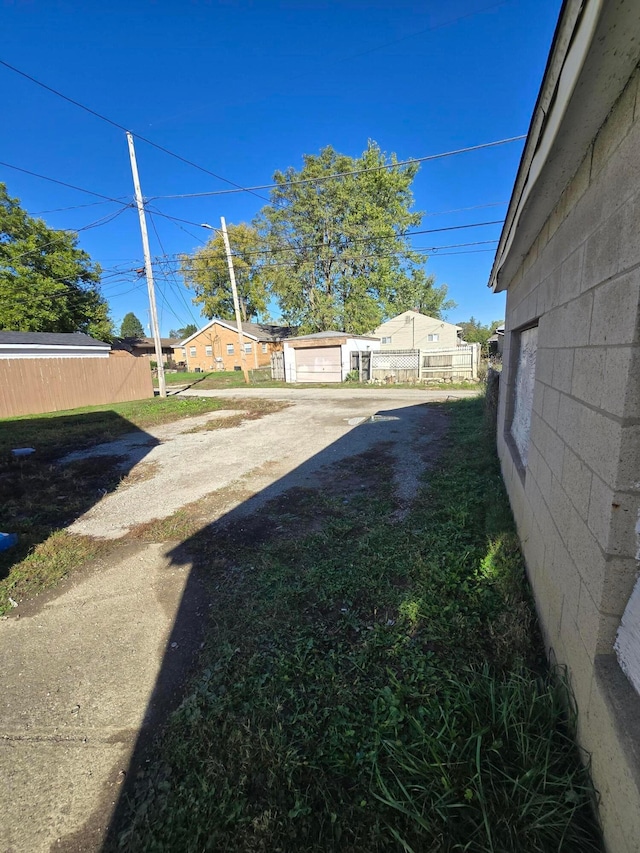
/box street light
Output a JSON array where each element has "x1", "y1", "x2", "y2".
[{"x1": 201, "y1": 221, "x2": 249, "y2": 383}]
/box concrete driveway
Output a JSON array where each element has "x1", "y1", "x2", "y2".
[{"x1": 0, "y1": 387, "x2": 477, "y2": 852}]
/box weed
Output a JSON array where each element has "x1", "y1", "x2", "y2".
[{"x1": 110, "y1": 398, "x2": 602, "y2": 852}]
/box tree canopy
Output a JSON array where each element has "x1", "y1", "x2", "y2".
[
  {"x1": 179, "y1": 223, "x2": 268, "y2": 324},
  {"x1": 178, "y1": 143, "x2": 454, "y2": 336},
  {"x1": 256, "y1": 142, "x2": 454, "y2": 334},
  {"x1": 0, "y1": 183, "x2": 113, "y2": 340},
  {"x1": 458, "y1": 317, "x2": 503, "y2": 354},
  {"x1": 120, "y1": 311, "x2": 145, "y2": 338},
  {"x1": 168, "y1": 323, "x2": 198, "y2": 339}
]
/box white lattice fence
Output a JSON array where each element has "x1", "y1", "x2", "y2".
[{"x1": 371, "y1": 349, "x2": 419, "y2": 381}]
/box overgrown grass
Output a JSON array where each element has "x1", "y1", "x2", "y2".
[{"x1": 111, "y1": 398, "x2": 602, "y2": 852}]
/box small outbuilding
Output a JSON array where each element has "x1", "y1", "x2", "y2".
[{"x1": 283, "y1": 331, "x2": 380, "y2": 383}]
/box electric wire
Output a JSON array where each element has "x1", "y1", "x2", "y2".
[{"x1": 0, "y1": 59, "x2": 270, "y2": 202}]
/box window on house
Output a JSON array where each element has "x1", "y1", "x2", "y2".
[
  {"x1": 189, "y1": 346, "x2": 196, "y2": 357},
  {"x1": 244, "y1": 343, "x2": 252, "y2": 353},
  {"x1": 226, "y1": 343, "x2": 234, "y2": 355},
  {"x1": 381, "y1": 336, "x2": 391, "y2": 344},
  {"x1": 427, "y1": 334, "x2": 439, "y2": 342},
  {"x1": 261, "y1": 343, "x2": 268, "y2": 353},
  {"x1": 205, "y1": 345, "x2": 212, "y2": 356},
  {"x1": 509, "y1": 324, "x2": 538, "y2": 468}
]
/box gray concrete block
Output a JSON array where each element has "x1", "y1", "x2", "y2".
[
  {"x1": 571, "y1": 347, "x2": 605, "y2": 408},
  {"x1": 602, "y1": 346, "x2": 640, "y2": 420},
  {"x1": 542, "y1": 385, "x2": 560, "y2": 430},
  {"x1": 601, "y1": 557, "x2": 640, "y2": 617},
  {"x1": 588, "y1": 473, "x2": 615, "y2": 552},
  {"x1": 552, "y1": 348, "x2": 575, "y2": 394},
  {"x1": 562, "y1": 445, "x2": 592, "y2": 519},
  {"x1": 567, "y1": 505, "x2": 607, "y2": 605},
  {"x1": 590, "y1": 272, "x2": 640, "y2": 346},
  {"x1": 535, "y1": 347, "x2": 554, "y2": 385},
  {"x1": 583, "y1": 215, "x2": 623, "y2": 293},
  {"x1": 617, "y1": 190, "x2": 640, "y2": 275},
  {"x1": 558, "y1": 243, "x2": 586, "y2": 305},
  {"x1": 591, "y1": 73, "x2": 638, "y2": 181},
  {"x1": 578, "y1": 407, "x2": 623, "y2": 488}
]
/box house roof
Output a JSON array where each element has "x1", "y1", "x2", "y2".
[
  {"x1": 0, "y1": 331, "x2": 110, "y2": 348},
  {"x1": 373, "y1": 311, "x2": 462, "y2": 332},
  {"x1": 121, "y1": 337, "x2": 180, "y2": 349},
  {"x1": 179, "y1": 319, "x2": 296, "y2": 346},
  {"x1": 287, "y1": 330, "x2": 380, "y2": 342},
  {"x1": 488, "y1": 0, "x2": 640, "y2": 292}
]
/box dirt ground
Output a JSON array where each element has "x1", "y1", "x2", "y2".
[{"x1": 0, "y1": 387, "x2": 476, "y2": 852}]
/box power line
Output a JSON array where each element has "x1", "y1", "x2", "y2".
[
  {"x1": 0, "y1": 160, "x2": 132, "y2": 205},
  {"x1": 30, "y1": 199, "x2": 127, "y2": 215},
  {"x1": 147, "y1": 212, "x2": 201, "y2": 327},
  {"x1": 5, "y1": 206, "x2": 132, "y2": 265},
  {"x1": 147, "y1": 136, "x2": 526, "y2": 200},
  {"x1": 170, "y1": 218, "x2": 505, "y2": 260},
  {"x1": 0, "y1": 58, "x2": 270, "y2": 202}
]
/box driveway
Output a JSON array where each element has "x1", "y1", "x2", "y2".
[{"x1": 0, "y1": 388, "x2": 476, "y2": 852}]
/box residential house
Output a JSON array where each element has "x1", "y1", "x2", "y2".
[
  {"x1": 119, "y1": 337, "x2": 181, "y2": 364},
  {"x1": 489, "y1": 1, "x2": 640, "y2": 849},
  {"x1": 175, "y1": 319, "x2": 294, "y2": 372},
  {"x1": 372, "y1": 310, "x2": 461, "y2": 350},
  {"x1": 283, "y1": 331, "x2": 380, "y2": 383}
]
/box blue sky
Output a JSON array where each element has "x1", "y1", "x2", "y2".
[{"x1": 2, "y1": 0, "x2": 560, "y2": 337}]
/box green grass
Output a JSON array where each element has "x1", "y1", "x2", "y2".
[
  {"x1": 0, "y1": 395, "x2": 281, "y2": 614},
  {"x1": 110, "y1": 398, "x2": 602, "y2": 852}
]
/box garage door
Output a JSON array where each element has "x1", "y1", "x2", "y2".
[{"x1": 295, "y1": 346, "x2": 342, "y2": 382}]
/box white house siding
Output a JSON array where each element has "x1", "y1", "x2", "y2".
[{"x1": 373, "y1": 311, "x2": 460, "y2": 350}]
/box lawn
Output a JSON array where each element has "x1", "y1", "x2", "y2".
[
  {"x1": 159, "y1": 369, "x2": 481, "y2": 393},
  {"x1": 110, "y1": 397, "x2": 602, "y2": 853},
  {"x1": 0, "y1": 396, "x2": 284, "y2": 614}
]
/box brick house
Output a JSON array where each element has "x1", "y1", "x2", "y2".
[
  {"x1": 174, "y1": 320, "x2": 294, "y2": 372},
  {"x1": 489, "y1": 1, "x2": 640, "y2": 849}
]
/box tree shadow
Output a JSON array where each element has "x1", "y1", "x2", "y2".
[{"x1": 93, "y1": 400, "x2": 452, "y2": 851}]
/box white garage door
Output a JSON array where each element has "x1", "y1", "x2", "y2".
[{"x1": 295, "y1": 346, "x2": 342, "y2": 382}]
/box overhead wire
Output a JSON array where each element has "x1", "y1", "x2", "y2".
[
  {"x1": 147, "y1": 137, "x2": 526, "y2": 200},
  {"x1": 147, "y1": 211, "x2": 201, "y2": 327},
  {"x1": 0, "y1": 59, "x2": 270, "y2": 202}
]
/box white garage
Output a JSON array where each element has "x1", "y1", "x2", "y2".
[{"x1": 283, "y1": 331, "x2": 380, "y2": 383}]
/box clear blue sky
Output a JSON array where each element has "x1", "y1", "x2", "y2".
[{"x1": 2, "y1": 0, "x2": 560, "y2": 337}]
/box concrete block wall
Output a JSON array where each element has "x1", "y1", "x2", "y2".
[{"x1": 497, "y1": 66, "x2": 640, "y2": 852}]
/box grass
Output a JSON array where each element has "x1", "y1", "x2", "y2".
[
  {"x1": 110, "y1": 397, "x2": 602, "y2": 852},
  {"x1": 0, "y1": 395, "x2": 283, "y2": 615}
]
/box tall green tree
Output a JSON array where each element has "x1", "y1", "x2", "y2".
[
  {"x1": 179, "y1": 223, "x2": 268, "y2": 323},
  {"x1": 168, "y1": 323, "x2": 198, "y2": 339},
  {"x1": 458, "y1": 317, "x2": 503, "y2": 354},
  {"x1": 120, "y1": 311, "x2": 145, "y2": 338},
  {"x1": 0, "y1": 183, "x2": 113, "y2": 340},
  {"x1": 256, "y1": 142, "x2": 453, "y2": 334}
]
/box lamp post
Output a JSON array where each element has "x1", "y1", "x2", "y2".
[{"x1": 200, "y1": 221, "x2": 249, "y2": 383}]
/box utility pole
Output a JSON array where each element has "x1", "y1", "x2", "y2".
[
  {"x1": 126, "y1": 131, "x2": 166, "y2": 398},
  {"x1": 220, "y1": 216, "x2": 249, "y2": 383}
]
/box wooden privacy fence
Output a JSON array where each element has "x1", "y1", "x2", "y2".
[
  {"x1": 270, "y1": 351, "x2": 285, "y2": 381},
  {"x1": 371, "y1": 345, "x2": 479, "y2": 382},
  {"x1": 0, "y1": 352, "x2": 154, "y2": 418},
  {"x1": 421, "y1": 345, "x2": 478, "y2": 380}
]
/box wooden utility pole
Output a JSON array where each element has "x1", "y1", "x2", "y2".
[
  {"x1": 220, "y1": 216, "x2": 249, "y2": 383},
  {"x1": 126, "y1": 131, "x2": 166, "y2": 398}
]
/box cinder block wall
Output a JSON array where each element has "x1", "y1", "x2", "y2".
[{"x1": 497, "y1": 67, "x2": 640, "y2": 852}]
